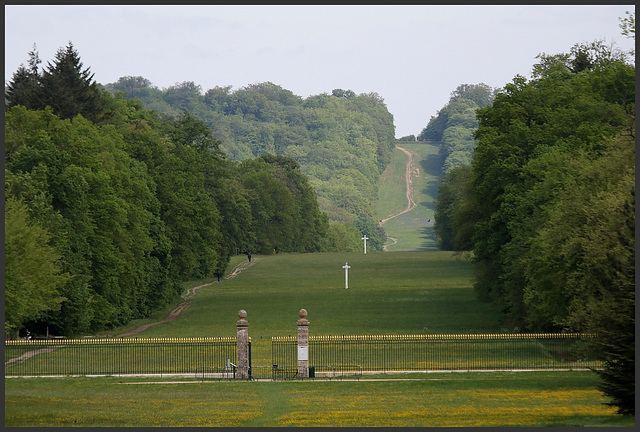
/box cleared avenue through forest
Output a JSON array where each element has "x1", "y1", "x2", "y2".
[{"x1": 377, "y1": 141, "x2": 442, "y2": 251}]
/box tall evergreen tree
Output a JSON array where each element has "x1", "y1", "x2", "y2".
[
  {"x1": 38, "y1": 42, "x2": 105, "y2": 122},
  {"x1": 5, "y1": 44, "x2": 41, "y2": 109}
]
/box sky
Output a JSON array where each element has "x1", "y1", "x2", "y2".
[{"x1": 4, "y1": 4, "x2": 635, "y2": 138}]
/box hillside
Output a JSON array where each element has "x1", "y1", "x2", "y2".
[
  {"x1": 105, "y1": 80, "x2": 396, "y2": 251},
  {"x1": 101, "y1": 251, "x2": 500, "y2": 364},
  {"x1": 377, "y1": 142, "x2": 443, "y2": 251}
]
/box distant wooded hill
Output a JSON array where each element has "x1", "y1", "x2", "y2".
[
  {"x1": 5, "y1": 43, "x2": 396, "y2": 337},
  {"x1": 105, "y1": 79, "x2": 395, "y2": 251}
]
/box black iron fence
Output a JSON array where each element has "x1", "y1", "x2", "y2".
[
  {"x1": 5, "y1": 337, "x2": 237, "y2": 376},
  {"x1": 5, "y1": 333, "x2": 602, "y2": 378},
  {"x1": 272, "y1": 333, "x2": 602, "y2": 372}
]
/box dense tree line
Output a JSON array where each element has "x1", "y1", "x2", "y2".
[
  {"x1": 419, "y1": 83, "x2": 494, "y2": 250},
  {"x1": 104, "y1": 81, "x2": 396, "y2": 251},
  {"x1": 4, "y1": 43, "x2": 335, "y2": 337},
  {"x1": 433, "y1": 32, "x2": 635, "y2": 415},
  {"x1": 433, "y1": 164, "x2": 475, "y2": 251},
  {"x1": 418, "y1": 83, "x2": 495, "y2": 174}
]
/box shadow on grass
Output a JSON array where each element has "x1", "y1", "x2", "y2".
[
  {"x1": 421, "y1": 146, "x2": 444, "y2": 178},
  {"x1": 420, "y1": 226, "x2": 437, "y2": 250},
  {"x1": 420, "y1": 148, "x2": 443, "y2": 213}
]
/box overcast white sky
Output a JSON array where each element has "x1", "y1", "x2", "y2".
[{"x1": 4, "y1": 4, "x2": 635, "y2": 138}]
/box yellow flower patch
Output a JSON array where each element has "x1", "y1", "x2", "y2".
[{"x1": 267, "y1": 386, "x2": 617, "y2": 427}]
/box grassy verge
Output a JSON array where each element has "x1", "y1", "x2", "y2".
[{"x1": 5, "y1": 372, "x2": 632, "y2": 427}]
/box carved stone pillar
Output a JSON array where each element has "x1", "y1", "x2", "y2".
[
  {"x1": 236, "y1": 309, "x2": 249, "y2": 379},
  {"x1": 297, "y1": 309, "x2": 310, "y2": 378}
]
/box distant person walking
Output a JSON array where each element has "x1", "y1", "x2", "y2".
[{"x1": 248, "y1": 252, "x2": 252, "y2": 262}]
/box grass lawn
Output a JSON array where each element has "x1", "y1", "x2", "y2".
[
  {"x1": 5, "y1": 372, "x2": 631, "y2": 427},
  {"x1": 377, "y1": 144, "x2": 412, "y2": 221},
  {"x1": 6, "y1": 252, "x2": 634, "y2": 427},
  {"x1": 115, "y1": 251, "x2": 496, "y2": 365}
]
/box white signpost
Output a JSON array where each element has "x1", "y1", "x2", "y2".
[
  {"x1": 362, "y1": 235, "x2": 369, "y2": 254},
  {"x1": 342, "y1": 262, "x2": 351, "y2": 289}
]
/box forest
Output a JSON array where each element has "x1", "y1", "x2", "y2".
[
  {"x1": 5, "y1": 43, "x2": 394, "y2": 338},
  {"x1": 104, "y1": 79, "x2": 394, "y2": 252},
  {"x1": 431, "y1": 33, "x2": 635, "y2": 415}
]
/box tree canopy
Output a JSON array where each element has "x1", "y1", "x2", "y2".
[
  {"x1": 5, "y1": 45, "x2": 338, "y2": 337},
  {"x1": 418, "y1": 83, "x2": 495, "y2": 176},
  {"x1": 105, "y1": 80, "x2": 396, "y2": 250},
  {"x1": 430, "y1": 33, "x2": 635, "y2": 415}
]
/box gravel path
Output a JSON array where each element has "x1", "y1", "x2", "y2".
[{"x1": 380, "y1": 145, "x2": 417, "y2": 251}]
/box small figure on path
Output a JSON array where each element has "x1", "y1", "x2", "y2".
[
  {"x1": 215, "y1": 270, "x2": 222, "y2": 282},
  {"x1": 248, "y1": 252, "x2": 252, "y2": 262}
]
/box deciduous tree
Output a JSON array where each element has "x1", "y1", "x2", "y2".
[{"x1": 4, "y1": 197, "x2": 68, "y2": 337}]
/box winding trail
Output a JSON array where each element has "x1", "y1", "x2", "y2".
[
  {"x1": 5, "y1": 259, "x2": 257, "y2": 369},
  {"x1": 380, "y1": 145, "x2": 417, "y2": 251},
  {"x1": 117, "y1": 258, "x2": 256, "y2": 337}
]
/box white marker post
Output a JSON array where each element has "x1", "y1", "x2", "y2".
[
  {"x1": 342, "y1": 262, "x2": 351, "y2": 289},
  {"x1": 362, "y1": 235, "x2": 369, "y2": 254}
]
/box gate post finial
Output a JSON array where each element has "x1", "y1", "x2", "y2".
[{"x1": 298, "y1": 308, "x2": 308, "y2": 324}]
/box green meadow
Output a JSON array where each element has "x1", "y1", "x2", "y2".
[
  {"x1": 5, "y1": 251, "x2": 633, "y2": 427},
  {"x1": 107, "y1": 251, "x2": 499, "y2": 364},
  {"x1": 5, "y1": 372, "x2": 629, "y2": 427}
]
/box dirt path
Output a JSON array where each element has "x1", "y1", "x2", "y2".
[
  {"x1": 117, "y1": 258, "x2": 256, "y2": 337},
  {"x1": 4, "y1": 259, "x2": 257, "y2": 368},
  {"x1": 5, "y1": 345, "x2": 64, "y2": 367},
  {"x1": 380, "y1": 145, "x2": 417, "y2": 251},
  {"x1": 379, "y1": 146, "x2": 417, "y2": 225}
]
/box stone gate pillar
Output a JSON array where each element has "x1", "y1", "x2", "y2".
[
  {"x1": 297, "y1": 308, "x2": 310, "y2": 378},
  {"x1": 236, "y1": 309, "x2": 249, "y2": 379}
]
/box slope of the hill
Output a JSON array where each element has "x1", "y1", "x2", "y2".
[
  {"x1": 99, "y1": 251, "x2": 500, "y2": 364},
  {"x1": 105, "y1": 80, "x2": 396, "y2": 251},
  {"x1": 377, "y1": 142, "x2": 443, "y2": 251}
]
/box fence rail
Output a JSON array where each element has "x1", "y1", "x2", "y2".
[
  {"x1": 6, "y1": 334, "x2": 602, "y2": 378},
  {"x1": 272, "y1": 333, "x2": 602, "y2": 372},
  {"x1": 5, "y1": 337, "x2": 237, "y2": 376}
]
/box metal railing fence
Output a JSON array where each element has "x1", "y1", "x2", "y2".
[
  {"x1": 6, "y1": 333, "x2": 602, "y2": 378},
  {"x1": 272, "y1": 333, "x2": 602, "y2": 372},
  {"x1": 5, "y1": 337, "x2": 237, "y2": 376}
]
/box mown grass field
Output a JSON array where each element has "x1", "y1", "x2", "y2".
[
  {"x1": 5, "y1": 372, "x2": 628, "y2": 427},
  {"x1": 104, "y1": 251, "x2": 498, "y2": 365},
  {"x1": 5, "y1": 251, "x2": 634, "y2": 427}
]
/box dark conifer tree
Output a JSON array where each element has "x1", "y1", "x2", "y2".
[
  {"x1": 593, "y1": 190, "x2": 635, "y2": 416},
  {"x1": 38, "y1": 42, "x2": 105, "y2": 122},
  {"x1": 5, "y1": 44, "x2": 42, "y2": 109}
]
